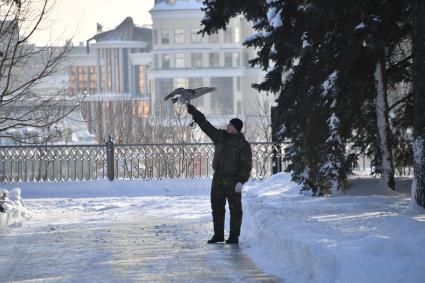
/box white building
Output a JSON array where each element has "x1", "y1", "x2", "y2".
[
  {"x1": 66, "y1": 0, "x2": 272, "y2": 142},
  {"x1": 66, "y1": 17, "x2": 153, "y2": 143},
  {"x1": 149, "y1": 0, "x2": 268, "y2": 121}
]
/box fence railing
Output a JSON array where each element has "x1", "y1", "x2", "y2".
[{"x1": 0, "y1": 139, "x2": 285, "y2": 183}]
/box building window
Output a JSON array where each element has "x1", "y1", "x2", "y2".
[
  {"x1": 161, "y1": 29, "x2": 169, "y2": 44},
  {"x1": 209, "y1": 52, "x2": 220, "y2": 68},
  {"x1": 191, "y1": 53, "x2": 203, "y2": 68},
  {"x1": 157, "y1": 78, "x2": 173, "y2": 114},
  {"x1": 175, "y1": 53, "x2": 185, "y2": 68},
  {"x1": 236, "y1": 77, "x2": 241, "y2": 91},
  {"x1": 89, "y1": 66, "x2": 97, "y2": 93},
  {"x1": 208, "y1": 32, "x2": 219, "y2": 43},
  {"x1": 174, "y1": 28, "x2": 185, "y2": 44},
  {"x1": 173, "y1": 78, "x2": 188, "y2": 89},
  {"x1": 135, "y1": 101, "x2": 150, "y2": 118},
  {"x1": 234, "y1": 27, "x2": 241, "y2": 43},
  {"x1": 162, "y1": 54, "x2": 170, "y2": 69},
  {"x1": 211, "y1": 77, "x2": 234, "y2": 115},
  {"x1": 191, "y1": 28, "x2": 202, "y2": 43},
  {"x1": 153, "y1": 29, "x2": 158, "y2": 45},
  {"x1": 138, "y1": 65, "x2": 146, "y2": 95},
  {"x1": 234, "y1": 52, "x2": 240, "y2": 67},
  {"x1": 155, "y1": 54, "x2": 159, "y2": 69},
  {"x1": 224, "y1": 29, "x2": 232, "y2": 43},
  {"x1": 68, "y1": 67, "x2": 77, "y2": 94},
  {"x1": 224, "y1": 52, "x2": 233, "y2": 67},
  {"x1": 189, "y1": 78, "x2": 204, "y2": 106}
]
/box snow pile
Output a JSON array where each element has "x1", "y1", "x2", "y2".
[
  {"x1": 1, "y1": 178, "x2": 211, "y2": 199},
  {"x1": 2, "y1": 174, "x2": 424, "y2": 282},
  {"x1": 242, "y1": 173, "x2": 425, "y2": 283},
  {"x1": 0, "y1": 188, "x2": 30, "y2": 230}
]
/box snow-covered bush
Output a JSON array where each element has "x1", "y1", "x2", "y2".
[{"x1": 0, "y1": 188, "x2": 29, "y2": 230}]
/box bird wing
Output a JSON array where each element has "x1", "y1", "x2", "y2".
[
  {"x1": 164, "y1": 93, "x2": 178, "y2": 101},
  {"x1": 192, "y1": 87, "x2": 217, "y2": 99},
  {"x1": 164, "y1": 88, "x2": 182, "y2": 101}
]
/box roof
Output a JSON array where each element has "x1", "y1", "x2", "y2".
[{"x1": 90, "y1": 17, "x2": 152, "y2": 44}]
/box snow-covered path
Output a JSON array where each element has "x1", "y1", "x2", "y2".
[{"x1": 0, "y1": 197, "x2": 280, "y2": 283}]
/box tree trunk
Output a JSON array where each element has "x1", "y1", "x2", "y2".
[
  {"x1": 374, "y1": 60, "x2": 395, "y2": 191},
  {"x1": 412, "y1": 0, "x2": 425, "y2": 208}
]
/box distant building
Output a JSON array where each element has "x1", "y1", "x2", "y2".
[
  {"x1": 67, "y1": 17, "x2": 153, "y2": 143},
  {"x1": 66, "y1": 1, "x2": 272, "y2": 143},
  {"x1": 68, "y1": 17, "x2": 152, "y2": 99},
  {"x1": 150, "y1": 0, "x2": 267, "y2": 119}
]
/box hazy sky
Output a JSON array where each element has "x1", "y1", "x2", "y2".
[{"x1": 30, "y1": 0, "x2": 154, "y2": 45}]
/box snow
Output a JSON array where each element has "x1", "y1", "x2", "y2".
[
  {"x1": 267, "y1": 7, "x2": 277, "y2": 23},
  {"x1": 355, "y1": 22, "x2": 366, "y2": 30},
  {"x1": 321, "y1": 71, "x2": 337, "y2": 96},
  {"x1": 267, "y1": 8, "x2": 283, "y2": 29},
  {"x1": 1, "y1": 173, "x2": 424, "y2": 283},
  {"x1": 243, "y1": 31, "x2": 272, "y2": 44},
  {"x1": 302, "y1": 32, "x2": 311, "y2": 48}
]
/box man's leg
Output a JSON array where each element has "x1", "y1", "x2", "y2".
[
  {"x1": 209, "y1": 177, "x2": 226, "y2": 242},
  {"x1": 227, "y1": 189, "x2": 243, "y2": 244}
]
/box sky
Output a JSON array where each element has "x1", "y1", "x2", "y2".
[{"x1": 30, "y1": 0, "x2": 154, "y2": 45}]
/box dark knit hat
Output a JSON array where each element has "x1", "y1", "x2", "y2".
[{"x1": 229, "y1": 118, "x2": 243, "y2": 133}]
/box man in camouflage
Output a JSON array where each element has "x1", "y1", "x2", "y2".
[{"x1": 187, "y1": 103, "x2": 252, "y2": 244}]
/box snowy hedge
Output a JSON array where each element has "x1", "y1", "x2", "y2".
[{"x1": 0, "y1": 188, "x2": 29, "y2": 230}]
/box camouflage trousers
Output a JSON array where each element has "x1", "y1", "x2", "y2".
[{"x1": 211, "y1": 175, "x2": 243, "y2": 238}]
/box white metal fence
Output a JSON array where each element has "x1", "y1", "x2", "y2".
[{"x1": 0, "y1": 141, "x2": 285, "y2": 183}]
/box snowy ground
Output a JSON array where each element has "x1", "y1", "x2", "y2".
[{"x1": 1, "y1": 174, "x2": 425, "y2": 283}]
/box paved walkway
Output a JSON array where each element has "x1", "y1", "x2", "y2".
[{"x1": 0, "y1": 215, "x2": 282, "y2": 282}]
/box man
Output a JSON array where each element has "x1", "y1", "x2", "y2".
[{"x1": 186, "y1": 103, "x2": 252, "y2": 244}]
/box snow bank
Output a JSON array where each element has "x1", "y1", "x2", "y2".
[
  {"x1": 0, "y1": 179, "x2": 211, "y2": 229},
  {"x1": 0, "y1": 188, "x2": 30, "y2": 230},
  {"x1": 242, "y1": 173, "x2": 425, "y2": 283},
  {"x1": 0, "y1": 178, "x2": 211, "y2": 199}
]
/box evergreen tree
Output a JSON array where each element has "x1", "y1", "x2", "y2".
[
  {"x1": 201, "y1": 0, "x2": 412, "y2": 195},
  {"x1": 412, "y1": 0, "x2": 425, "y2": 208}
]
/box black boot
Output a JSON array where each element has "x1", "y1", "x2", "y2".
[
  {"x1": 207, "y1": 235, "x2": 224, "y2": 244},
  {"x1": 225, "y1": 235, "x2": 239, "y2": 244}
]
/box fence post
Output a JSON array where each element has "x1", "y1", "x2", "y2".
[
  {"x1": 106, "y1": 135, "x2": 114, "y2": 181},
  {"x1": 272, "y1": 143, "x2": 282, "y2": 174},
  {"x1": 271, "y1": 106, "x2": 282, "y2": 174}
]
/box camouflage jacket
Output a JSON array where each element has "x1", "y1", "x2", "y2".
[{"x1": 191, "y1": 107, "x2": 252, "y2": 183}]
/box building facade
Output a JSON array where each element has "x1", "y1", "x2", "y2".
[
  {"x1": 149, "y1": 0, "x2": 268, "y2": 122},
  {"x1": 67, "y1": 17, "x2": 153, "y2": 142},
  {"x1": 67, "y1": 0, "x2": 272, "y2": 143}
]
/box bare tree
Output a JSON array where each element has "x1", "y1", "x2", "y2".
[
  {"x1": 80, "y1": 99, "x2": 200, "y2": 145},
  {"x1": 0, "y1": 0, "x2": 76, "y2": 143},
  {"x1": 243, "y1": 92, "x2": 272, "y2": 142}
]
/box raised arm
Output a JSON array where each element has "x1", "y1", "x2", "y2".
[{"x1": 186, "y1": 103, "x2": 220, "y2": 143}]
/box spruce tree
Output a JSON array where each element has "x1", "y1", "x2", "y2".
[
  {"x1": 201, "y1": 0, "x2": 412, "y2": 195},
  {"x1": 412, "y1": 0, "x2": 425, "y2": 208}
]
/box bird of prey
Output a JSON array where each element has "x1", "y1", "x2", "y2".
[{"x1": 164, "y1": 87, "x2": 216, "y2": 104}]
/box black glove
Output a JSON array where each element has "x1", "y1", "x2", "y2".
[{"x1": 186, "y1": 103, "x2": 197, "y2": 115}]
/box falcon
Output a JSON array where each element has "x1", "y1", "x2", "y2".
[{"x1": 164, "y1": 87, "x2": 216, "y2": 104}]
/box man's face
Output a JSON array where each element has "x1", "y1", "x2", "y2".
[{"x1": 227, "y1": 122, "x2": 238, "y2": 134}]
